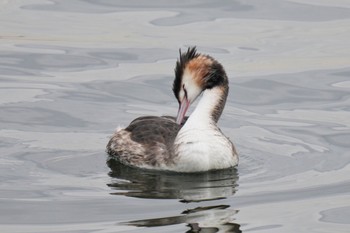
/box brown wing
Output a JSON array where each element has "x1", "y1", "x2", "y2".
[
  {"x1": 107, "y1": 116, "x2": 188, "y2": 167},
  {"x1": 125, "y1": 116, "x2": 180, "y2": 147}
]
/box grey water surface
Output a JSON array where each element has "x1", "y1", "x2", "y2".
[{"x1": 1, "y1": 0, "x2": 350, "y2": 232}]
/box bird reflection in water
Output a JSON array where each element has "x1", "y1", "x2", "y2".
[{"x1": 107, "y1": 159, "x2": 242, "y2": 232}]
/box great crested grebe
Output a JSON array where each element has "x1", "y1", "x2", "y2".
[{"x1": 107, "y1": 47, "x2": 238, "y2": 172}]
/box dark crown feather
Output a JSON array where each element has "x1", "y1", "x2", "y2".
[{"x1": 173, "y1": 47, "x2": 200, "y2": 102}]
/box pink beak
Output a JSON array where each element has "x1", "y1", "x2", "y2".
[{"x1": 176, "y1": 97, "x2": 190, "y2": 124}]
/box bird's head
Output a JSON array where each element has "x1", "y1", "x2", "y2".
[{"x1": 173, "y1": 47, "x2": 228, "y2": 124}]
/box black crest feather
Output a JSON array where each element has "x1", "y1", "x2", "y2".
[{"x1": 173, "y1": 47, "x2": 200, "y2": 102}]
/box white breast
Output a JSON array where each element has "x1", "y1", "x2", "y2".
[{"x1": 170, "y1": 126, "x2": 237, "y2": 172}]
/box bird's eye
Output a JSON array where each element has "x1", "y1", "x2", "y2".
[{"x1": 183, "y1": 84, "x2": 188, "y2": 98}]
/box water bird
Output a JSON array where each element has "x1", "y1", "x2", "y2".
[{"x1": 107, "y1": 47, "x2": 238, "y2": 172}]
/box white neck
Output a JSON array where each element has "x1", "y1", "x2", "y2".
[
  {"x1": 183, "y1": 87, "x2": 224, "y2": 129},
  {"x1": 172, "y1": 85, "x2": 236, "y2": 172}
]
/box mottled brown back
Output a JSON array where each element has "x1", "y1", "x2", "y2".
[
  {"x1": 126, "y1": 116, "x2": 180, "y2": 148},
  {"x1": 107, "y1": 116, "x2": 184, "y2": 167}
]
